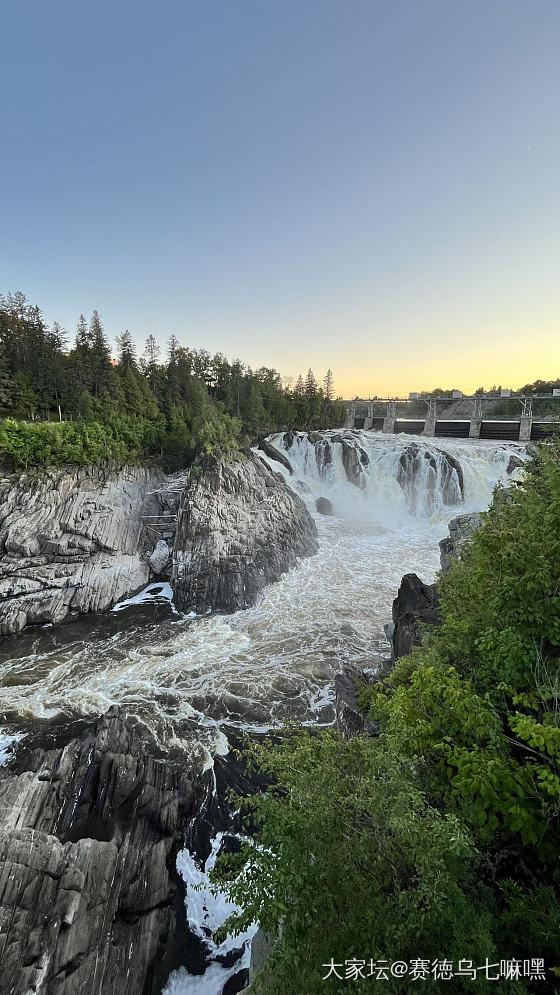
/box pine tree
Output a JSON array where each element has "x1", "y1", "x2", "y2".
[
  {"x1": 305, "y1": 368, "x2": 317, "y2": 398},
  {"x1": 323, "y1": 369, "x2": 334, "y2": 401},
  {"x1": 294, "y1": 374, "x2": 305, "y2": 397},
  {"x1": 116, "y1": 330, "x2": 137, "y2": 371}
]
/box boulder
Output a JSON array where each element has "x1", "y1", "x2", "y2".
[
  {"x1": 148, "y1": 539, "x2": 170, "y2": 575},
  {"x1": 0, "y1": 707, "x2": 201, "y2": 995},
  {"x1": 391, "y1": 573, "x2": 441, "y2": 659},
  {"x1": 172, "y1": 452, "x2": 318, "y2": 613},
  {"x1": 506, "y1": 454, "x2": 524, "y2": 475},
  {"x1": 315, "y1": 497, "x2": 333, "y2": 516}
]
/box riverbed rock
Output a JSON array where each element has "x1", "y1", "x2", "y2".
[
  {"x1": 257, "y1": 437, "x2": 293, "y2": 474},
  {"x1": 172, "y1": 451, "x2": 318, "y2": 613},
  {"x1": 506, "y1": 454, "x2": 525, "y2": 475},
  {"x1": 0, "y1": 706, "x2": 200, "y2": 995},
  {"x1": 0, "y1": 466, "x2": 169, "y2": 636},
  {"x1": 340, "y1": 439, "x2": 369, "y2": 488},
  {"x1": 315, "y1": 496, "x2": 333, "y2": 515},
  {"x1": 149, "y1": 538, "x2": 170, "y2": 575},
  {"x1": 391, "y1": 573, "x2": 441, "y2": 660},
  {"x1": 439, "y1": 512, "x2": 481, "y2": 575}
]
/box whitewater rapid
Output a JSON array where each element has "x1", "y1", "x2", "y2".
[{"x1": 0, "y1": 431, "x2": 524, "y2": 768}]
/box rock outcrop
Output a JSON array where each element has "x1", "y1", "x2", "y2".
[
  {"x1": 391, "y1": 573, "x2": 441, "y2": 660},
  {"x1": 439, "y1": 512, "x2": 481, "y2": 575},
  {"x1": 315, "y1": 496, "x2": 333, "y2": 515},
  {"x1": 334, "y1": 670, "x2": 378, "y2": 740},
  {"x1": 0, "y1": 465, "x2": 173, "y2": 635},
  {"x1": 340, "y1": 439, "x2": 369, "y2": 488},
  {"x1": 0, "y1": 707, "x2": 200, "y2": 995},
  {"x1": 172, "y1": 452, "x2": 318, "y2": 613},
  {"x1": 256, "y1": 438, "x2": 293, "y2": 475}
]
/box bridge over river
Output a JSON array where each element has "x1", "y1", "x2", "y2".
[{"x1": 345, "y1": 393, "x2": 560, "y2": 442}]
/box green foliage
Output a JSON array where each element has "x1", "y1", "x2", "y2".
[
  {"x1": 0, "y1": 289, "x2": 346, "y2": 469},
  {"x1": 213, "y1": 439, "x2": 560, "y2": 990},
  {"x1": 213, "y1": 730, "x2": 495, "y2": 994}
]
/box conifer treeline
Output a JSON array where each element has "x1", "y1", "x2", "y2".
[{"x1": 0, "y1": 292, "x2": 345, "y2": 468}]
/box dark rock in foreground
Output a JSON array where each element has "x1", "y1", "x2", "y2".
[
  {"x1": 335, "y1": 670, "x2": 378, "y2": 740},
  {"x1": 391, "y1": 573, "x2": 441, "y2": 660},
  {"x1": 0, "y1": 707, "x2": 199, "y2": 995},
  {"x1": 172, "y1": 452, "x2": 318, "y2": 613}
]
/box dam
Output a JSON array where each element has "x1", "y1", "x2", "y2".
[{"x1": 346, "y1": 392, "x2": 560, "y2": 441}]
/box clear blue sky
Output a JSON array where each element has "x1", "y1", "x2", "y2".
[{"x1": 1, "y1": 0, "x2": 559, "y2": 395}]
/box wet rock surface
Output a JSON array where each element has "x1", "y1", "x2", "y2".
[
  {"x1": 391, "y1": 573, "x2": 441, "y2": 660},
  {"x1": 0, "y1": 465, "x2": 170, "y2": 636},
  {"x1": 340, "y1": 439, "x2": 369, "y2": 488},
  {"x1": 172, "y1": 451, "x2": 318, "y2": 613},
  {"x1": 396, "y1": 444, "x2": 464, "y2": 511},
  {"x1": 256, "y1": 437, "x2": 293, "y2": 474},
  {"x1": 439, "y1": 512, "x2": 481, "y2": 575},
  {"x1": 0, "y1": 706, "x2": 200, "y2": 995},
  {"x1": 315, "y1": 496, "x2": 333, "y2": 515}
]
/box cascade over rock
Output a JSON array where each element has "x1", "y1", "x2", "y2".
[
  {"x1": 0, "y1": 466, "x2": 170, "y2": 635},
  {"x1": 256, "y1": 437, "x2": 293, "y2": 474},
  {"x1": 396, "y1": 444, "x2": 463, "y2": 513},
  {"x1": 391, "y1": 573, "x2": 441, "y2": 659},
  {"x1": 171, "y1": 451, "x2": 318, "y2": 613},
  {"x1": 340, "y1": 439, "x2": 369, "y2": 488},
  {"x1": 0, "y1": 706, "x2": 201, "y2": 995}
]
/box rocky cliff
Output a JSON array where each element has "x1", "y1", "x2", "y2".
[
  {"x1": 172, "y1": 451, "x2": 318, "y2": 613},
  {"x1": 391, "y1": 573, "x2": 441, "y2": 660},
  {"x1": 0, "y1": 707, "x2": 201, "y2": 995},
  {"x1": 439, "y1": 511, "x2": 481, "y2": 575},
  {"x1": 0, "y1": 465, "x2": 172, "y2": 635}
]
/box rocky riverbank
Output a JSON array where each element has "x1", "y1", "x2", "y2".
[
  {"x1": 0, "y1": 452, "x2": 318, "y2": 636},
  {"x1": 0, "y1": 707, "x2": 202, "y2": 995}
]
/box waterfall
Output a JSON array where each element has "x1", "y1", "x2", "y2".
[{"x1": 266, "y1": 430, "x2": 526, "y2": 521}]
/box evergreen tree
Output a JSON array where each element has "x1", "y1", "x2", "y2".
[
  {"x1": 115, "y1": 330, "x2": 137, "y2": 371},
  {"x1": 305, "y1": 368, "x2": 317, "y2": 398},
  {"x1": 323, "y1": 369, "x2": 334, "y2": 401}
]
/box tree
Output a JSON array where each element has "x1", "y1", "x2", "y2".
[
  {"x1": 305, "y1": 368, "x2": 317, "y2": 398},
  {"x1": 323, "y1": 369, "x2": 334, "y2": 401},
  {"x1": 115, "y1": 329, "x2": 137, "y2": 372}
]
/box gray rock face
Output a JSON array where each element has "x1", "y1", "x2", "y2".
[
  {"x1": 315, "y1": 496, "x2": 333, "y2": 516},
  {"x1": 148, "y1": 538, "x2": 170, "y2": 575},
  {"x1": 172, "y1": 452, "x2": 318, "y2": 613},
  {"x1": 0, "y1": 465, "x2": 170, "y2": 635},
  {"x1": 0, "y1": 706, "x2": 199, "y2": 995},
  {"x1": 439, "y1": 512, "x2": 481, "y2": 575},
  {"x1": 340, "y1": 439, "x2": 369, "y2": 488},
  {"x1": 391, "y1": 573, "x2": 441, "y2": 660},
  {"x1": 335, "y1": 670, "x2": 378, "y2": 740},
  {"x1": 256, "y1": 438, "x2": 293, "y2": 474}
]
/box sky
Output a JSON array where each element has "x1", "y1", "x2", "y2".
[{"x1": 1, "y1": 0, "x2": 559, "y2": 398}]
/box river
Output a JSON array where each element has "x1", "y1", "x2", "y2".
[{"x1": 0, "y1": 430, "x2": 526, "y2": 994}]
